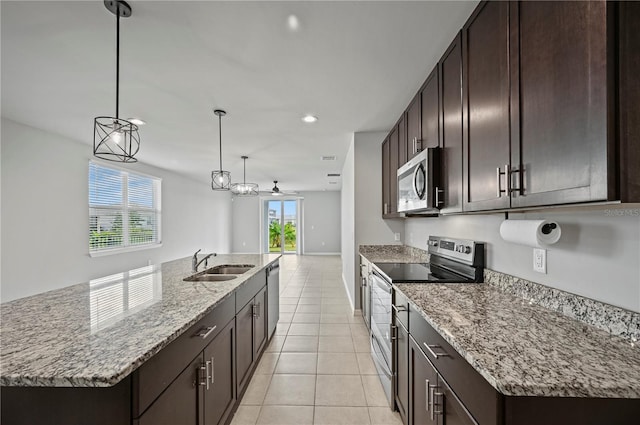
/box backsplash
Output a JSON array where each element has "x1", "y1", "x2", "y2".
[{"x1": 485, "y1": 269, "x2": 640, "y2": 343}]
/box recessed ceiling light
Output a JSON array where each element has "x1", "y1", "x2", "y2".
[
  {"x1": 287, "y1": 14, "x2": 300, "y2": 32},
  {"x1": 127, "y1": 118, "x2": 146, "y2": 126},
  {"x1": 302, "y1": 115, "x2": 318, "y2": 123}
]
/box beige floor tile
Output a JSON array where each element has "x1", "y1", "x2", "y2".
[
  {"x1": 282, "y1": 335, "x2": 319, "y2": 352},
  {"x1": 265, "y1": 335, "x2": 286, "y2": 352},
  {"x1": 317, "y1": 352, "x2": 360, "y2": 374},
  {"x1": 315, "y1": 375, "x2": 367, "y2": 406},
  {"x1": 255, "y1": 352, "x2": 280, "y2": 375},
  {"x1": 256, "y1": 405, "x2": 314, "y2": 425},
  {"x1": 321, "y1": 297, "x2": 349, "y2": 305},
  {"x1": 230, "y1": 405, "x2": 261, "y2": 425},
  {"x1": 296, "y1": 304, "x2": 322, "y2": 314},
  {"x1": 281, "y1": 289, "x2": 303, "y2": 298},
  {"x1": 291, "y1": 313, "x2": 321, "y2": 323},
  {"x1": 361, "y1": 375, "x2": 389, "y2": 407},
  {"x1": 279, "y1": 297, "x2": 299, "y2": 305},
  {"x1": 298, "y1": 297, "x2": 322, "y2": 305},
  {"x1": 275, "y1": 352, "x2": 318, "y2": 374},
  {"x1": 356, "y1": 352, "x2": 378, "y2": 375},
  {"x1": 263, "y1": 374, "x2": 316, "y2": 405},
  {"x1": 350, "y1": 323, "x2": 370, "y2": 339},
  {"x1": 240, "y1": 374, "x2": 272, "y2": 405},
  {"x1": 322, "y1": 304, "x2": 353, "y2": 315},
  {"x1": 368, "y1": 407, "x2": 403, "y2": 425},
  {"x1": 287, "y1": 323, "x2": 320, "y2": 336},
  {"x1": 314, "y1": 406, "x2": 371, "y2": 425},
  {"x1": 279, "y1": 304, "x2": 297, "y2": 313},
  {"x1": 352, "y1": 335, "x2": 372, "y2": 352},
  {"x1": 275, "y1": 323, "x2": 290, "y2": 336},
  {"x1": 349, "y1": 315, "x2": 366, "y2": 325},
  {"x1": 321, "y1": 313, "x2": 351, "y2": 324},
  {"x1": 319, "y1": 336, "x2": 355, "y2": 352},
  {"x1": 278, "y1": 312, "x2": 294, "y2": 323},
  {"x1": 301, "y1": 290, "x2": 322, "y2": 297},
  {"x1": 319, "y1": 323, "x2": 352, "y2": 336}
]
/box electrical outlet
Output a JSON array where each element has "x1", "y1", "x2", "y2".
[
  {"x1": 394, "y1": 233, "x2": 401, "y2": 241},
  {"x1": 533, "y1": 248, "x2": 547, "y2": 273}
]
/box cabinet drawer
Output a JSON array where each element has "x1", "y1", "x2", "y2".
[
  {"x1": 393, "y1": 289, "x2": 409, "y2": 329},
  {"x1": 133, "y1": 294, "x2": 235, "y2": 417},
  {"x1": 409, "y1": 309, "x2": 502, "y2": 425},
  {"x1": 236, "y1": 269, "x2": 266, "y2": 313}
]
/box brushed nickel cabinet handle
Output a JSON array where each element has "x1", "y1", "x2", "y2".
[
  {"x1": 435, "y1": 186, "x2": 444, "y2": 207},
  {"x1": 210, "y1": 356, "x2": 215, "y2": 385},
  {"x1": 425, "y1": 379, "x2": 430, "y2": 412},
  {"x1": 194, "y1": 325, "x2": 217, "y2": 339},
  {"x1": 496, "y1": 166, "x2": 506, "y2": 198},
  {"x1": 423, "y1": 342, "x2": 450, "y2": 359}
]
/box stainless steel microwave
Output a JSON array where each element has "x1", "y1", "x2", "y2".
[{"x1": 397, "y1": 148, "x2": 441, "y2": 214}]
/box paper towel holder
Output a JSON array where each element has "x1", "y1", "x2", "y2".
[{"x1": 541, "y1": 223, "x2": 557, "y2": 235}]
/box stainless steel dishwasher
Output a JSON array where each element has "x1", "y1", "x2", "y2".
[{"x1": 266, "y1": 260, "x2": 280, "y2": 339}]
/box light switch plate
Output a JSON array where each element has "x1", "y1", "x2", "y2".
[
  {"x1": 533, "y1": 248, "x2": 547, "y2": 273},
  {"x1": 394, "y1": 233, "x2": 401, "y2": 241}
]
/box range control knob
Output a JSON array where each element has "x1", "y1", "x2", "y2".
[
  {"x1": 463, "y1": 246, "x2": 472, "y2": 254},
  {"x1": 428, "y1": 240, "x2": 438, "y2": 247}
]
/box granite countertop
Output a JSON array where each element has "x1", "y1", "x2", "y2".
[
  {"x1": 359, "y1": 244, "x2": 429, "y2": 263},
  {"x1": 395, "y1": 283, "x2": 640, "y2": 399},
  {"x1": 0, "y1": 254, "x2": 280, "y2": 388}
]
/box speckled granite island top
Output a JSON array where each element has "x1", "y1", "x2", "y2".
[
  {"x1": 395, "y1": 283, "x2": 640, "y2": 399},
  {"x1": 0, "y1": 254, "x2": 280, "y2": 388}
]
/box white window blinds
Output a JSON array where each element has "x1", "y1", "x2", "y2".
[{"x1": 89, "y1": 162, "x2": 161, "y2": 253}]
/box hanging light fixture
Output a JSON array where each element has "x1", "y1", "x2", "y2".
[
  {"x1": 231, "y1": 156, "x2": 259, "y2": 196},
  {"x1": 211, "y1": 109, "x2": 231, "y2": 190},
  {"x1": 93, "y1": 0, "x2": 140, "y2": 163}
]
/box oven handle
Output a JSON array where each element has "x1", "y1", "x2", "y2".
[
  {"x1": 371, "y1": 334, "x2": 393, "y2": 379},
  {"x1": 371, "y1": 271, "x2": 392, "y2": 294}
]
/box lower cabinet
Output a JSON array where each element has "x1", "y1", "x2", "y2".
[
  {"x1": 394, "y1": 320, "x2": 409, "y2": 424},
  {"x1": 237, "y1": 284, "x2": 268, "y2": 396}
]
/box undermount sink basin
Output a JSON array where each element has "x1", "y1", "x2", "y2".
[
  {"x1": 204, "y1": 264, "x2": 254, "y2": 275},
  {"x1": 183, "y1": 274, "x2": 237, "y2": 282}
]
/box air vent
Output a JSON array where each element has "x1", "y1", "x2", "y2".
[
  {"x1": 327, "y1": 173, "x2": 341, "y2": 177},
  {"x1": 321, "y1": 156, "x2": 336, "y2": 161}
]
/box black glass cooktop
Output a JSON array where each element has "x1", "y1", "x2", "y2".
[{"x1": 372, "y1": 262, "x2": 473, "y2": 283}]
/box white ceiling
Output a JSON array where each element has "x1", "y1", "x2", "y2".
[{"x1": 1, "y1": 0, "x2": 477, "y2": 192}]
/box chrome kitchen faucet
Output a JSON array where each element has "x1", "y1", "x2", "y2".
[{"x1": 192, "y1": 249, "x2": 216, "y2": 273}]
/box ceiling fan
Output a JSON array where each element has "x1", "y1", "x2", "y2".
[{"x1": 271, "y1": 181, "x2": 297, "y2": 196}]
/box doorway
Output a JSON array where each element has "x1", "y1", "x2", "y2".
[{"x1": 265, "y1": 199, "x2": 299, "y2": 254}]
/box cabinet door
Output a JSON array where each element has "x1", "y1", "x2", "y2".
[
  {"x1": 389, "y1": 125, "x2": 400, "y2": 215},
  {"x1": 135, "y1": 356, "x2": 200, "y2": 425},
  {"x1": 510, "y1": 0, "x2": 610, "y2": 208},
  {"x1": 421, "y1": 67, "x2": 440, "y2": 150},
  {"x1": 398, "y1": 114, "x2": 408, "y2": 166},
  {"x1": 439, "y1": 33, "x2": 463, "y2": 214},
  {"x1": 442, "y1": 380, "x2": 478, "y2": 425},
  {"x1": 406, "y1": 93, "x2": 421, "y2": 159},
  {"x1": 395, "y1": 321, "x2": 409, "y2": 425},
  {"x1": 203, "y1": 319, "x2": 236, "y2": 425},
  {"x1": 382, "y1": 137, "x2": 391, "y2": 216},
  {"x1": 253, "y1": 286, "x2": 268, "y2": 359},
  {"x1": 236, "y1": 300, "x2": 254, "y2": 394},
  {"x1": 409, "y1": 337, "x2": 439, "y2": 425},
  {"x1": 462, "y1": 1, "x2": 511, "y2": 211}
]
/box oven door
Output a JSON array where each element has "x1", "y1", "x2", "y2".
[{"x1": 370, "y1": 271, "x2": 392, "y2": 369}]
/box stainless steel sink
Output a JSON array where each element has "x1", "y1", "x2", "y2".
[
  {"x1": 204, "y1": 264, "x2": 254, "y2": 275},
  {"x1": 183, "y1": 274, "x2": 237, "y2": 282}
]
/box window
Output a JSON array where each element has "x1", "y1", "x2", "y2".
[{"x1": 89, "y1": 161, "x2": 161, "y2": 255}]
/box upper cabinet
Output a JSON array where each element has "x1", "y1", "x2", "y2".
[
  {"x1": 382, "y1": 122, "x2": 403, "y2": 219},
  {"x1": 462, "y1": 1, "x2": 511, "y2": 212},
  {"x1": 509, "y1": 0, "x2": 611, "y2": 208},
  {"x1": 382, "y1": 0, "x2": 640, "y2": 218}
]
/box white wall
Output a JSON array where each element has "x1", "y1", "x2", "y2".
[
  {"x1": 404, "y1": 208, "x2": 640, "y2": 312},
  {"x1": 231, "y1": 196, "x2": 261, "y2": 253},
  {"x1": 1, "y1": 118, "x2": 232, "y2": 302},
  {"x1": 300, "y1": 191, "x2": 341, "y2": 254},
  {"x1": 341, "y1": 137, "x2": 356, "y2": 309}
]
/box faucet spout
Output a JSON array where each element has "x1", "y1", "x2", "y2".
[{"x1": 193, "y1": 252, "x2": 215, "y2": 273}]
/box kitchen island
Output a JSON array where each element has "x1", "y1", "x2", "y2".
[{"x1": 1, "y1": 253, "x2": 280, "y2": 424}]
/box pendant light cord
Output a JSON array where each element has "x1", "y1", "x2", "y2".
[
  {"x1": 115, "y1": 3, "x2": 120, "y2": 119},
  {"x1": 218, "y1": 114, "x2": 223, "y2": 171}
]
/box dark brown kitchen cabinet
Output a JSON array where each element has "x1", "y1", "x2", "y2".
[
  {"x1": 203, "y1": 318, "x2": 236, "y2": 425},
  {"x1": 394, "y1": 320, "x2": 409, "y2": 425},
  {"x1": 421, "y1": 67, "x2": 440, "y2": 151},
  {"x1": 509, "y1": 0, "x2": 612, "y2": 208},
  {"x1": 462, "y1": 0, "x2": 512, "y2": 212},
  {"x1": 382, "y1": 137, "x2": 391, "y2": 216},
  {"x1": 236, "y1": 279, "x2": 267, "y2": 396},
  {"x1": 409, "y1": 336, "x2": 440, "y2": 425},
  {"x1": 398, "y1": 113, "x2": 408, "y2": 166},
  {"x1": 382, "y1": 122, "x2": 403, "y2": 219},
  {"x1": 439, "y1": 33, "x2": 463, "y2": 214},
  {"x1": 406, "y1": 92, "x2": 422, "y2": 159}
]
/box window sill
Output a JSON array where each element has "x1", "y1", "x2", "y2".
[{"x1": 89, "y1": 243, "x2": 163, "y2": 258}]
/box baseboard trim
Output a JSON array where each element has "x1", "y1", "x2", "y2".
[
  {"x1": 303, "y1": 252, "x2": 341, "y2": 256},
  {"x1": 342, "y1": 272, "x2": 355, "y2": 313}
]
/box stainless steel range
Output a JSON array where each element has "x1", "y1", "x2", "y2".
[{"x1": 368, "y1": 236, "x2": 485, "y2": 407}]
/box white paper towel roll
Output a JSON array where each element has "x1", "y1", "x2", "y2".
[{"x1": 499, "y1": 219, "x2": 561, "y2": 247}]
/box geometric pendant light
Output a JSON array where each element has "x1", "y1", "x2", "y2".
[
  {"x1": 93, "y1": 0, "x2": 140, "y2": 163},
  {"x1": 211, "y1": 109, "x2": 231, "y2": 190},
  {"x1": 231, "y1": 156, "x2": 259, "y2": 196}
]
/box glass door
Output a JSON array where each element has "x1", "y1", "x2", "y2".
[{"x1": 266, "y1": 199, "x2": 298, "y2": 254}]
